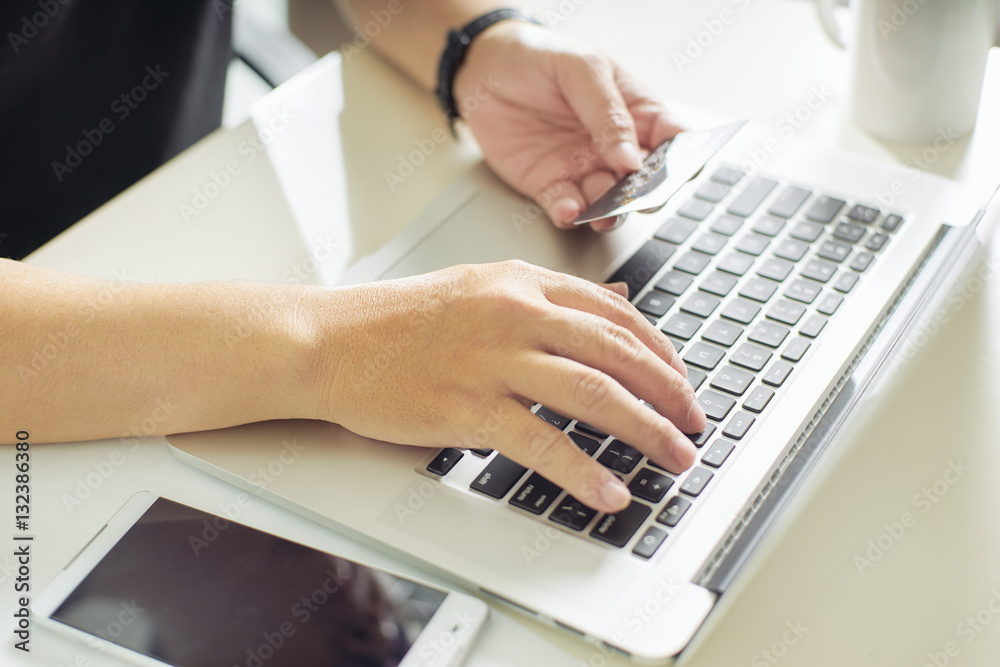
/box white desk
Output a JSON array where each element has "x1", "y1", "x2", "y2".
[{"x1": 7, "y1": 1, "x2": 1000, "y2": 665}]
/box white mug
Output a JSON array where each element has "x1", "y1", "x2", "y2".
[{"x1": 817, "y1": 0, "x2": 998, "y2": 142}]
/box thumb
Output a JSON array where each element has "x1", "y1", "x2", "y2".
[{"x1": 558, "y1": 53, "x2": 642, "y2": 173}]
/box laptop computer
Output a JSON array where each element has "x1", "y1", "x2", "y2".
[{"x1": 166, "y1": 113, "x2": 996, "y2": 662}]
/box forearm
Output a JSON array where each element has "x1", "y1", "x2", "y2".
[
  {"x1": 338, "y1": 0, "x2": 517, "y2": 90},
  {"x1": 0, "y1": 259, "x2": 331, "y2": 443}
]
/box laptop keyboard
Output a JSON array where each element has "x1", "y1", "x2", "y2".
[{"x1": 422, "y1": 165, "x2": 907, "y2": 560}]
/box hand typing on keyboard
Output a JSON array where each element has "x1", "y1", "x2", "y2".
[{"x1": 315, "y1": 260, "x2": 705, "y2": 514}]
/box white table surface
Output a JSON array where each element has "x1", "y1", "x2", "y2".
[{"x1": 6, "y1": 1, "x2": 1000, "y2": 665}]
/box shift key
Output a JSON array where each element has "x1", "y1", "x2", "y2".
[{"x1": 471, "y1": 455, "x2": 528, "y2": 499}]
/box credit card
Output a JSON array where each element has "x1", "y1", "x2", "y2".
[{"x1": 574, "y1": 120, "x2": 747, "y2": 225}]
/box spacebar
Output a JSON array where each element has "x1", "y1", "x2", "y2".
[{"x1": 608, "y1": 239, "x2": 677, "y2": 298}]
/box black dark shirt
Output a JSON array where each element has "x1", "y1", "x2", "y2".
[{"x1": 1, "y1": 1, "x2": 232, "y2": 259}]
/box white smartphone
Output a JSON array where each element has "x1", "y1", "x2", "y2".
[{"x1": 33, "y1": 492, "x2": 487, "y2": 667}]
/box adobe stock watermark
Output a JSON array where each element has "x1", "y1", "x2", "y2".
[
  {"x1": 672, "y1": 0, "x2": 753, "y2": 73},
  {"x1": 749, "y1": 620, "x2": 810, "y2": 667},
  {"x1": 339, "y1": 0, "x2": 415, "y2": 64},
  {"x1": 741, "y1": 84, "x2": 834, "y2": 176},
  {"x1": 852, "y1": 459, "x2": 970, "y2": 576},
  {"x1": 920, "y1": 588, "x2": 1000, "y2": 667},
  {"x1": 179, "y1": 107, "x2": 295, "y2": 222},
  {"x1": 6, "y1": 0, "x2": 70, "y2": 54},
  {"x1": 51, "y1": 65, "x2": 170, "y2": 182},
  {"x1": 873, "y1": 125, "x2": 961, "y2": 211},
  {"x1": 61, "y1": 398, "x2": 179, "y2": 514},
  {"x1": 878, "y1": 0, "x2": 930, "y2": 40},
  {"x1": 384, "y1": 75, "x2": 501, "y2": 192}
]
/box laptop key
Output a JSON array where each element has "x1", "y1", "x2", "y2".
[
  {"x1": 717, "y1": 252, "x2": 755, "y2": 276},
  {"x1": 632, "y1": 526, "x2": 668, "y2": 559},
  {"x1": 469, "y1": 448, "x2": 493, "y2": 457},
  {"x1": 881, "y1": 214, "x2": 904, "y2": 232},
  {"x1": 721, "y1": 299, "x2": 761, "y2": 325},
  {"x1": 785, "y1": 279, "x2": 822, "y2": 305},
  {"x1": 817, "y1": 240, "x2": 852, "y2": 263},
  {"x1": 535, "y1": 406, "x2": 570, "y2": 430},
  {"x1": 680, "y1": 466, "x2": 714, "y2": 496},
  {"x1": 789, "y1": 220, "x2": 823, "y2": 242},
  {"x1": 687, "y1": 369, "x2": 707, "y2": 391},
  {"x1": 702, "y1": 439, "x2": 736, "y2": 468},
  {"x1": 711, "y1": 214, "x2": 744, "y2": 236},
  {"x1": 695, "y1": 181, "x2": 731, "y2": 203},
  {"x1": 805, "y1": 195, "x2": 845, "y2": 223},
  {"x1": 656, "y1": 270, "x2": 695, "y2": 296},
  {"x1": 833, "y1": 222, "x2": 866, "y2": 244},
  {"x1": 597, "y1": 440, "x2": 642, "y2": 474},
  {"x1": 768, "y1": 185, "x2": 811, "y2": 218},
  {"x1": 722, "y1": 412, "x2": 755, "y2": 440},
  {"x1": 668, "y1": 337, "x2": 686, "y2": 354},
  {"x1": 850, "y1": 252, "x2": 874, "y2": 272},
  {"x1": 781, "y1": 337, "x2": 812, "y2": 362},
  {"x1": 700, "y1": 271, "x2": 739, "y2": 297},
  {"x1": 711, "y1": 166, "x2": 744, "y2": 186},
  {"x1": 801, "y1": 258, "x2": 837, "y2": 283},
  {"x1": 742, "y1": 385, "x2": 775, "y2": 413},
  {"x1": 656, "y1": 496, "x2": 692, "y2": 527},
  {"x1": 748, "y1": 321, "x2": 790, "y2": 348},
  {"x1": 846, "y1": 204, "x2": 880, "y2": 224},
  {"x1": 635, "y1": 291, "x2": 676, "y2": 318},
  {"x1": 763, "y1": 361, "x2": 794, "y2": 387},
  {"x1": 549, "y1": 496, "x2": 598, "y2": 531},
  {"x1": 710, "y1": 366, "x2": 755, "y2": 396},
  {"x1": 767, "y1": 299, "x2": 807, "y2": 326},
  {"x1": 471, "y1": 455, "x2": 528, "y2": 499},
  {"x1": 731, "y1": 343, "x2": 773, "y2": 372},
  {"x1": 427, "y1": 448, "x2": 465, "y2": 476},
  {"x1": 692, "y1": 232, "x2": 729, "y2": 256},
  {"x1": 757, "y1": 257, "x2": 794, "y2": 282},
  {"x1": 740, "y1": 277, "x2": 779, "y2": 303},
  {"x1": 865, "y1": 233, "x2": 889, "y2": 252},
  {"x1": 680, "y1": 292, "x2": 721, "y2": 318},
  {"x1": 685, "y1": 422, "x2": 717, "y2": 449},
  {"x1": 752, "y1": 215, "x2": 786, "y2": 237},
  {"x1": 569, "y1": 432, "x2": 601, "y2": 456},
  {"x1": 702, "y1": 319, "x2": 744, "y2": 347},
  {"x1": 654, "y1": 218, "x2": 697, "y2": 245},
  {"x1": 661, "y1": 313, "x2": 702, "y2": 340},
  {"x1": 674, "y1": 251, "x2": 713, "y2": 276},
  {"x1": 591, "y1": 501, "x2": 652, "y2": 547},
  {"x1": 817, "y1": 292, "x2": 844, "y2": 316},
  {"x1": 510, "y1": 473, "x2": 562, "y2": 515},
  {"x1": 575, "y1": 421, "x2": 608, "y2": 440},
  {"x1": 628, "y1": 468, "x2": 674, "y2": 503},
  {"x1": 683, "y1": 342, "x2": 726, "y2": 370},
  {"x1": 698, "y1": 390, "x2": 736, "y2": 421},
  {"x1": 800, "y1": 314, "x2": 828, "y2": 338},
  {"x1": 609, "y1": 239, "x2": 677, "y2": 298},
  {"x1": 678, "y1": 198, "x2": 715, "y2": 221},
  {"x1": 735, "y1": 233, "x2": 771, "y2": 256},
  {"x1": 832, "y1": 271, "x2": 858, "y2": 293},
  {"x1": 727, "y1": 177, "x2": 778, "y2": 217},
  {"x1": 773, "y1": 239, "x2": 809, "y2": 262}
]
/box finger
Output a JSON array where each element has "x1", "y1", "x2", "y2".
[
  {"x1": 536, "y1": 309, "x2": 702, "y2": 435},
  {"x1": 612, "y1": 64, "x2": 685, "y2": 149},
  {"x1": 544, "y1": 273, "x2": 692, "y2": 382},
  {"x1": 589, "y1": 214, "x2": 625, "y2": 233},
  {"x1": 507, "y1": 353, "x2": 698, "y2": 475},
  {"x1": 599, "y1": 282, "x2": 629, "y2": 299},
  {"x1": 498, "y1": 402, "x2": 632, "y2": 513},
  {"x1": 533, "y1": 178, "x2": 588, "y2": 228},
  {"x1": 579, "y1": 170, "x2": 621, "y2": 231},
  {"x1": 558, "y1": 53, "x2": 642, "y2": 173}
]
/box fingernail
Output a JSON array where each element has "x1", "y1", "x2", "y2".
[
  {"x1": 687, "y1": 401, "x2": 707, "y2": 433},
  {"x1": 672, "y1": 435, "x2": 697, "y2": 469},
  {"x1": 612, "y1": 141, "x2": 642, "y2": 171},
  {"x1": 669, "y1": 354, "x2": 688, "y2": 378},
  {"x1": 553, "y1": 197, "x2": 581, "y2": 224},
  {"x1": 598, "y1": 475, "x2": 631, "y2": 512}
]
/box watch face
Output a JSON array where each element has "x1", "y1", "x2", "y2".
[{"x1": 574, "y1": 120, "x2": 746, "y2": 225}]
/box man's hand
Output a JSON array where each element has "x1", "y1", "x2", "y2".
[
  {"x1": 315, "y1": 261, "x2": 705, "y2": 513},
  {"x1": 453, "y1": 22, "x2": 683, "y2": 231}
]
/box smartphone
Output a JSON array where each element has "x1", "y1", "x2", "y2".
[{"x1": 33, "y1": 492, "x2": 487, "y2": 667}]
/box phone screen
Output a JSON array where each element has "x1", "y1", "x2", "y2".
[{"x1": 51, "y1": 498, "x2": 448, "y2": 667}]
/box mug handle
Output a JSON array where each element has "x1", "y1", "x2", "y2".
[{"x1": 816, "y1": 0, "x2": 848, "y2": 49}]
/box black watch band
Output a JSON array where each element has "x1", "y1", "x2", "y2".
[{"x1": 434, "y1": 8, "x2": 541, "y2": 130}]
